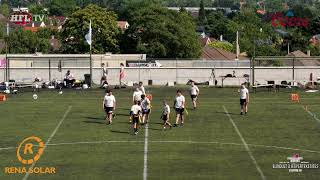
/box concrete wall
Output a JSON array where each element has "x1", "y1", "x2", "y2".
[{"x1": 2, "y1": 67, "x2": 320, "y2": 86}]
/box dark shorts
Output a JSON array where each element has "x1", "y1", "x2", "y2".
[
  {"x1": 101, "y1": 76, "x2": 107, "y2": 81},
  {"x1": 132, "y1": 116, "x2": 140, "y2": 124},
  {"x1": 142, "y1": 109, "x2": 150, "y2": 115},
  {"x1": 175, "y1": 108, "x2": 184, "y2": 115},
  {"x1": 240, "y1": 99, "x2": 247, "y2": 105},
  {"x1": 191, "y1": 95, "x2": 197, "y2": 101},
  {"x1": 162, "y1": 114, "x2": 169, "y2": 121},
  {"x1": 104, "y1": 106, "x2": 114, "y2": 114}
]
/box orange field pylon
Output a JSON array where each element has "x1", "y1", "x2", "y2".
[
  {"x1": 0, "y1": 94, "x2": 6, "y2": 101},
  {"x1": 291, "y1": 93, "x2": 300, "y2": 102}
]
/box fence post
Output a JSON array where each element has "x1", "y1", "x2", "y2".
[
  {"x1": 292, "y1": 57, "x2": 295, "y2": 85},
  {"x1": 252, "y1": 56, "x2": 255, "y2": 86},
  {"x1": 49, "y1": 59, "x2": 51, "y2": 82}
]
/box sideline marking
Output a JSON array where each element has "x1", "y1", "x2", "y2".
[
  {"x1": 22, "y1": 106, "x2": 72, "y2": 180},
  {"x1": 143, "y1": 124, "x2": 149, "y2": 180},
  {"x1": 223, "y1": 106, "x2": 266, "y2": 180}
]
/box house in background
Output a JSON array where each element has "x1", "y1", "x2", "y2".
[
  {"x1": 285, "y1": 50, "x2": 320, "y2": 66},
  {"x1": 117, "y1": 21, "x2": 129, "y2": 31},
  {"x1": 310, "y1": 34, "x2": 320, "y2": 47},
  {"x1": 198, "y1": 34, "x2": 248, "y2": 61},
  {"x1": 201, "y1": 46, "x2": 248, "y2": 60}
]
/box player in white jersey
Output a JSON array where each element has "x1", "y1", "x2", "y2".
[
  {"x1": 173, "y1": 90, "x2": 185, "y2": 127},
  {"x1": 139, "y1": 81, "x2": 146, "y2": 95},
  {"x1": 132, "y1": 88, "x2": 143, "y2": 104},
  {"x1": 100, "y1": 63, "x2": 108, "y2": 87},
  {"x1": 189, "y1": 81, "x2": 200, "y2": 109},
  {"x1": 102, "y1": 89, "x2": 116, "y2": 124},
  {"x1": 130, "y1": 101, "x2": 142, "y2": 135},
  {"x1": 239, "y1": 85, "x2": 249, "y2": 115},
  {"x1": 141, "y1": 94, "x2": 151, "y2": 124},
  {"x1": 161, "y1": 100, "x2": 172, "y2": 129}
]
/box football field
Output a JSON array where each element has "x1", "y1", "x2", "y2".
[{"x1": 0, "y1": 87, "x2": 320, "y2": 180}]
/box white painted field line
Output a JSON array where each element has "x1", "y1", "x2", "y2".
[
  {"x1": 2, "y1": 140, "x2": 320, "y2": 154},
  {"x1": 22, "y1": 106, "x2": 72, "y2": 180},
  {"x1": 223, "y1": 106, "x2": 266, "y2": 180},
  {"x1": 143, "y1": 123, "x2": 149, "y2": 180},
  {"x1": 0, "y1": 146, "x2": 15, "y2": 150},
  {"x1": 303, "y1": 106, "x2": 320, "y2": 123}
]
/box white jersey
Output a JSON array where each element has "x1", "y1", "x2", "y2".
[
  {"x1": 104, "y1": 94, "x2": 116, "y2": 107},
  {"x1": 240, "y1": 88, "x2": 249, "y2": 99},
  {"x1": 175, "y1": 95, "x2": 185, "y2": 108},
  {"x1": 131, "y1": 104, "x2": 142, "y2": 115},
  {"x1": 162, "y1": 104, "x2": 170, "y2": 115},
  {"x1": 141, "y1": 98, "x2": 151, "y2": 110},
  {"x1": 190, "y1": 85, "x2": 199, "y2": 95},
  {"x1": 133, "y1": 90, "x2": 143, "y2": 102},
  {"x1": 139, "y1": 86, "x2": 146, "y2": 95}
]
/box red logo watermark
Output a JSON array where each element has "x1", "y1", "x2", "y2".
[{"x1": 271, "y1": 12, "x2": 309, "y2": 27}]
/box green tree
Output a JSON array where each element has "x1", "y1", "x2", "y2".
[
  {"x1": 123, "y1": 4, "x2": 201, "y2": 58},
  {"x1": 60, "y1": 4, "x2": 120, "y2": 54},
  {"x1": 49, "y1": 0, "x2": 77, "y2": 16},
  {"x1": 208, "y1": 41, "x2": 234, "y2": 52},
  {"x1": 0, "y1": 3, "x2": 10, "y2": 17},
  {"x1": 29, "y1": 4, "x2": 49, "y2": 15},
  {"x1": 198, "y1": 0, "x2": 206, "y2": 25},
  {"x1": 7, "y1": 28, "x2": 50, "y2": 53},
  {"x1": 204, "y1": 11, "x2": 238, "y2": 42}
]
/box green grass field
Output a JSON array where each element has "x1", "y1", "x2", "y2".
[{"x1": 0, "y1": 86, "x2": 320, "y2": 180}]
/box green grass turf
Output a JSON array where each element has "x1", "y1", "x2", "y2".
[{"x1": 0, "y1": 86, "x2": 320, "y2": 180}]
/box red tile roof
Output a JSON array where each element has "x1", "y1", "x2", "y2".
[
  {"x1": 117, "y1": 21, "x2": 129, "y2": 30},
  {"x1": 201, "y1": 46, "x2": 248, "y2": 60}
]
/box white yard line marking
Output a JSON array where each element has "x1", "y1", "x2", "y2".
[
  {"x1": 223, "y1": 106, "x2": 266, "y2": 180},
  {"x1": 0, "y1": 146, "x2": 15, "y2": 150},
  {"x1": 22, "y1": 106, "x2": 72, "y2": 180},
  {"x1": 303, "y1": 106, "x2": 320, "y2": 123},
  {"x1": 143, "y1": 123, "x2": 149, "y2": 180},
  {"x1": 2, "y1": 140, "x2": 320, "y2": 154}
]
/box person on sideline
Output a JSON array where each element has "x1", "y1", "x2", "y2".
[
  {"x1": 239, "y1": 85, "x2": 249, "y2": 115},
  {"x1": 100, "y1": 63, "x2": 108, "y2": 87},
  {"x1": 189, "y1": 81, "x2": 200, "y2": 109}
]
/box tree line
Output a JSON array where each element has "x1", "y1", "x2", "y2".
[{"x1": 0, "y1": 0, "x2": 319, "y2": 58}]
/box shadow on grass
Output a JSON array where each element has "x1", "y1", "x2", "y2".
[
  {"x1": 84, "y1": 116, "x2": 104, "y2": 120},
  {"x1": 83, "y1": 120, "x2": 105, "y2": 124},
  {"x1": 215, "y1": 111, "x2": 241, "y2": 116},
  {"x1": 114, "y1": 113, "x2": 130, "y2": 117},
  {"x1": 148, "y1": 127, "x2": 162, "y2": 131},
  {"x1": 110, "y1": 130, "x2": 129, "y2": 134}
]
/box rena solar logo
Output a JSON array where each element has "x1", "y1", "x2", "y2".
[
  {"x1": 16, "y1": 136, "x2": 44, "y2": 165},
  {"x1": 271, "y1": 10, "x2": 309, "y2": 27},
  {"x1": 4, "y1": 136, "x2": 56, "y2": 175}
]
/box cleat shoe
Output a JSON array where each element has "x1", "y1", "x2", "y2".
[
  {"x1": 173, "y1": 124, "x2": 178, "y2": 127},
  {"x1": 240, "y1": 112, "x2": 243, "y2": 115}
]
